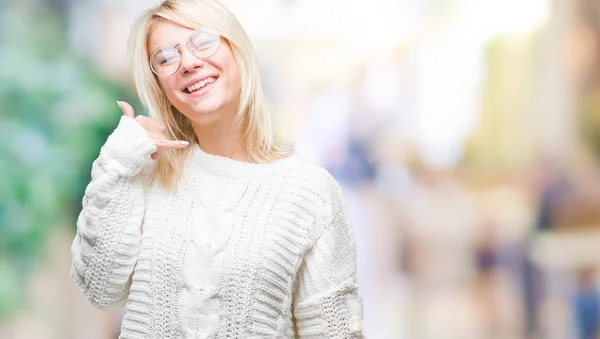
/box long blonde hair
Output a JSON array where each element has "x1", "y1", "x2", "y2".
[{"x1": 128, "y1": 0, "x2": 291, "y2": 189}]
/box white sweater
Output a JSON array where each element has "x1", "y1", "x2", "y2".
[{"x1": 70, "y1": 116, "x2": 363, "y2": 338}]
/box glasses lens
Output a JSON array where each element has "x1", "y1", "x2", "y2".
[
  {"x1": 189, "y1": 28, "x2": 220, "y2": 58},
  {"x1": 150, "y1": 46, "x2": 181, "y2": 76}
]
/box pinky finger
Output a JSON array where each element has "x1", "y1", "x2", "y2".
[{"x1": 155, "y1": 140, "x2": 190, "y2": 149}]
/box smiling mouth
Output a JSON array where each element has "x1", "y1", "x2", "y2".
[{"x1": 184, "y1": 76, "x2": 217, "y2": 94}]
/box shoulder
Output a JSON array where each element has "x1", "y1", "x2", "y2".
[
  {"x1": 260, "y1": 154, "x2": 353, "y2": 247},
  {"x1": 280, "y1": 155, "x2": 342, "y2": 203},
  {"x1": 285, "y1": 160, "x2": 351, "y2": 247},
  {"x1": 279, "y1": 156, "x2": 349, "y2": 236}
]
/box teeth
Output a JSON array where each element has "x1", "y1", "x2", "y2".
[{"x1": 187, "y1": 77, "x2": 216, "y2": 93}]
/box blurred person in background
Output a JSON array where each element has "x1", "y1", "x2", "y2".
[
  {"x1": 473, "y1": 220, "x2": 502, "y2": 337},
  {"x1": 573, "y1": 266, "x2": 600, "y2": 339},
  {"x1": 523, "y1": 159, "x2": 570, "y2": 338},
  {"x1": 69, "y1": 0, "x2": 363, "y2": 337}
]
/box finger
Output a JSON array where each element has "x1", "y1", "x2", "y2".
[
  {"x1": 151, "y1": 151, "x2": 159, "y2": 160},
  {"x1": 117, "y1": 100, "x2": 135, "y2": 118},
  {"x1": 155, "y1": 140, "x2": 189, "y2": 149}
]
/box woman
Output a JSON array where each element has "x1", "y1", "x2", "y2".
[{"x1": 70, "y1": 0, "x2": 362, "y2": 337}]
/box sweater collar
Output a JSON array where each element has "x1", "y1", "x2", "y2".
[{"x1": 188, "y1": 143, "x2": 301, "y2": 177}]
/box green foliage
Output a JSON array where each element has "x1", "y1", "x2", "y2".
[{"x1": 0, "y1": 5, "x2": 142, "y2": 317}]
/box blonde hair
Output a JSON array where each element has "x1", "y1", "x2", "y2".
[{"x1": 128, "y1": 0, "x2": 291, "y2": 189}]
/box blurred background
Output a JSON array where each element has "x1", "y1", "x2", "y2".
[{"x1": 2, "y1": 0, "x2": 600, "y2": 338}]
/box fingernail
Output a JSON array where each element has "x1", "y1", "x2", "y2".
[
  {"x1": 116, "y1": 100, "x2": 122, "y2": 109},
  {"x1": 180, "y1": 141, "x2": 189, "y2": 146}
]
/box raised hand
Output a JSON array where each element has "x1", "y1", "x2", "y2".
[{"x1": 117, "y1": 100, "x2": 189, "y2": 160}]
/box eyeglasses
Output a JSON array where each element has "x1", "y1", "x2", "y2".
[{"x1": 149, "y1": 27, "x2": 221, "y2": 77}]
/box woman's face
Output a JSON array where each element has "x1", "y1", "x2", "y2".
[{"x1": 148, "y1": 20, "x2": 241, "y2": 123}]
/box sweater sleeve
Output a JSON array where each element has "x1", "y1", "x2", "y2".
[
  {"x1": 292, "y1": 176, "x2": 363, "y2": 338},
  {"x1": 70, "y1": 116, "x2": 157, "y2": 310}
]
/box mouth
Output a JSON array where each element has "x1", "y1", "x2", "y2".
[{"x1": 183, "y1": 76, "x2": 218, "y2": 95}]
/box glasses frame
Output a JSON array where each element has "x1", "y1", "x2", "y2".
[{"x1": 149, "y1": 27, "x2": 221, "y2": 77}]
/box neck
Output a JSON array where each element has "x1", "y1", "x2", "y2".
[{"x1": 190, "y1": 109, "x2": 250, "y2": 163}]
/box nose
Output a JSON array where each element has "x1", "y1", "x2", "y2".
[{"x1": 178, "y1": 43, "x2": 204, "y2": 74}]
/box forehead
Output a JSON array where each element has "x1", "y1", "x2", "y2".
[{"x1": 148, "y1": 20, "x2": 194, "y2": 52}]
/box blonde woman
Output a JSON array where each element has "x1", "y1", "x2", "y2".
[{"x1": 70, "y1": 0, "x2": 362, "y2": 337}]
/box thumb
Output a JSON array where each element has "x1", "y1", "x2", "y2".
[{"x1": 117, "y1": 100, "x2": 135, "y2": 118}]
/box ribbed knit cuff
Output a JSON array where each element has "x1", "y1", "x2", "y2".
[{"x1": 100, "y1": 116, "x2": 157, "y2": 177}]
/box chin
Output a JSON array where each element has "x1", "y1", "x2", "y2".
[
  {"x1": 192, "y1": 99, "x2": 224, "y2": 117},
  {"x1": 186, "y1": 103, "x2": 227, "y2": 124}
]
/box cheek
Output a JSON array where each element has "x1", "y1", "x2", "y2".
[
  {"x1": 226, "y1": 64, "x2": 242, "y2": 95},
  {"x1": 159, "y1": 79, "x2": 181, "y2": 101}
]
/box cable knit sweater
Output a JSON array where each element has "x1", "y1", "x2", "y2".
[{"x1": 70, "y1": 116, "x2": 363, "y2": 338}]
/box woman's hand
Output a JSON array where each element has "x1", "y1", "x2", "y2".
[{"x1": 117, "y1": 100, "x2": 189, "y2": 160}]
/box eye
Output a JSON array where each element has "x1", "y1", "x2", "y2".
[
  {"x1": 152, "y1": 46, "x2": 180, "y2": 65},
  {"x1": 159, "y1": 54, "x2": 180, "y2": 65},
  {"x1": 193, "y1": 40, "x2": 215, "y2": 51},
  {"x1": 190, "y1": 28, "x2": 219, "y2": 51},
  {"x1": 150, "y1": 45, "x2": 182, "y2": 76}
]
